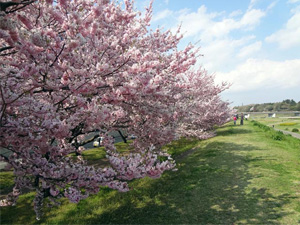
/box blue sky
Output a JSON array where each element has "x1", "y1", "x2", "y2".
[{"x1": 134, "y1": 0, "x2": 300, "y2": 106}]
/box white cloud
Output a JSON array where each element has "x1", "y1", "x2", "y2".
[
  {"x1": 229, "y1": 10, "x2": 243, "y2": 17},
  {"x1": 288, "y1": 0, "x2": 300, "y2": 3},
  {"x1": 249, "y1": 0, "x2": 260, "y2": 9},
  {"x1": 199, "y1": 36, "x2": 256, "y2": 72},
  {"x1": 249, "y1": 0, "x2": 277, "y2": 11},
  {"x1": 237, "y1": 41, "x2": 262, "y2": 58},
  {"x1": 215, "y1": 59, "x2": 300, "y2": 92},
  {"x1": 152, "y1": 9, "x2": 173, "y2": 22},
  {"x1": 240, "y1": 9, "x2": 266, "y2": 29},
  {"x1": 168, "y1": 4, "x2": 265, "y2": 73},
  {"x1": 267, "y1": 1, "x2": 278, "y2": 11},
  {"x1": 169, "y1": 6, "x2": 266, "y2": 42},
  {"x1": 265, "y1": 11, "x2": 300, "y2": 49},
  {"x1": 175, "y1": 6, "x2": 216, "y2": 39}
]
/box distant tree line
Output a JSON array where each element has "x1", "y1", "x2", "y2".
[{"x1": 235, "y1": 99, "x2": 300, "y2": 112}]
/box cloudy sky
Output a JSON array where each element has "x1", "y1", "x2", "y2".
[{"x1": 135, "y1": 0, "x2": 300, "y2": 106}]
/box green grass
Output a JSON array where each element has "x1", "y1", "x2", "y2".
[
  {"x1": 69, "y1": 141, "x2": 135, "y2": 167},
  {"x1": 279, "y1": 124, "x2": 300, "y2": 132},
  {"x1": 254, "y1": 117, "x2": 300, "y2": 134},
  {"x1": 0, "y1": 171, "x2": 14, "y2": 196},
  {"x1": 163, "y1": 137, "x2": 199, "y2": 158},
  {"x1": 1, "y1": 121, "x2": 300, "y2": 224}
]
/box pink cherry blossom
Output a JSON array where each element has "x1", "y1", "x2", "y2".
[{"x1": 0, "y1": 0, "x2": 231, "y2": 219}]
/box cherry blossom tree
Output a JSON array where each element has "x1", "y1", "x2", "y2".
[
  {"x1": 174, "y1": 69, "x2": 231, "y2": 139},
  {"x1": 0, "y1": 0, "x2": 230, "y2": 219}
]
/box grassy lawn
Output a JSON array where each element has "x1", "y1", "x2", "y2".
[
  {"x1": 0, "y1": 172, "x2": 14, "y2": 198},
  {"x1": 253, "y1": 117, "x2": 300, "y2": 133},
  {"x1": 68, "y1": 141, "x2": 135, "y2": 168},
  {"x1": 1, "y1": 121, "x2": 300, "y2": 224}
]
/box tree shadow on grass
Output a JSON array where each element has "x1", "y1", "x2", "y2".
[
  {"x1": 0, "y1": 193, "x2": 36, "y2": 224},
  {"x1": 50, "y1": 142, "x2": 294, "y2": 224},
  {"x1": 217, "y1": 127, "x2": 253, "y2": 137}
]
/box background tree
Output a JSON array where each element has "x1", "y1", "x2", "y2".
[
  {"x1": 235, "y1": 99, "x2": 300, "y2": 112},
  {"x1": 264, "y1": 104, "x2": 274, "y2": 112},
  {"x1": 0, "y1": 0, "x2": 230, "y2": 219},
  {"x1": 296, "y1": 102, "x2": 300, "y2": 111}
]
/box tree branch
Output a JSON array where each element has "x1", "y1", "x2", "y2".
[
  {"x1": 54, "y1": 80, "x2": 89, "y2": 107},
  {"x1": 0, "y1": 85, "x2": 7, "y2": 126},
  {"x1": 0, "y1": 1, "x2": 19, "y2": 11},
  {"x1": 0, "y1": 0, "x2": 35, "y2": 13},
  {"x1": 101, "y1": 57, "x2": 131, "y2": 78},
  {"x1": 49, "y1": 43, "x2": 65, "y2": 67},
  {"x1": 7, "y1": 87, "x2": 36, "y2": 105},
  {"x1": 0, "y1": 51, "x2": 18, "y2": 57},
  {"x1": 0, "y1": 46, "x2": 13, "y2": 53}
]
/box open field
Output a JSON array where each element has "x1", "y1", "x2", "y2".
[
  {"x1": 1, "y1": 121, "x2": 300, "y2": 224},
  {"x1": 252, "y1": 117, "x2": 300, "y2": 133}
]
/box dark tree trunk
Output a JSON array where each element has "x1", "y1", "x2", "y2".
[{"x1": 118, "y1": 130, "x2": 127, "y2": 143}]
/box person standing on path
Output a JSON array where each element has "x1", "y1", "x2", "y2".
[
  {"x1": 240, "y1": 113, "x2": 244, "y2": 125},
  {"x1": 233, "y1": 115, "x2": 237, "y2": 125}
]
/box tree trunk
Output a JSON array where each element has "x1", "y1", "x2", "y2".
[{"x1": 118, "y1": 130, "x2": 127, "y2": 143}]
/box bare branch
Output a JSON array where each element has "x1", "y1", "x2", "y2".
[
  {"x1": 0, "y1": 85, "x2": 7, "y2": 126},
  {"x1": 101, "y1": 57, "x2": 131, "y2": 78},
  {"x1": 64, "y1": 105, "x2": 77, "y2": 111},
  {"x1": 54, "y1": 79, "x2": 90, "y2": 107},
  {"x1": 0, "y1": 1, "x2": 19, "y2": 11},
  {"x1": 0, "y1": 0, "x2": 35, "y2": 13},
  {"x1": 0, "y1": 46, "x2": 13, "y2": 53},
  {"x1": 35, "y1": 5, "x2": 41, "y2": 26},
  {"x1": 50, "y1": 43, "x2": 65, "y2": 67},
  {"x1": 0, "y1": 51, "x2": 18, "y2": 57},
  {"x1": 7, "y1": 87, "x2": 35, "y2": 104}
]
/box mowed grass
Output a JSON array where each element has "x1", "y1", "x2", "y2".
[{"x1": 1, "y1": 121, "x2": 300, "y2": 224}]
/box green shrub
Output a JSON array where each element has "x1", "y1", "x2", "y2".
[
  {"x1": 285, "y1": 128, "x2": 289, "y2": 131},
  {"x1": 271, "y1": 131, "x2": 285, "y2": 141},
  {"x1": 251, "y1": 120, "x2": 285, "y2": 141},
  {"x1": 251, "y1": 121, "x2": 271, "y2": 131},
  {"x1": 292, "y1": 128, "x2": 299, "y2": 132}
]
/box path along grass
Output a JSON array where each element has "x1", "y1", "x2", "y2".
[
  {"x1": 1, "y1": 120, "x2": 300, "y2": 224},
  {"x1": 254, "y1": 117, "x2": 300, "y2": 133}
]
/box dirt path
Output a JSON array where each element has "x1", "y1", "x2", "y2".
[
  {"x1": 274, "y1": 128, "x2": 300, "y2": 139},
  {"x1": 269, "y1": 126, "x2": 300, "y2": 139}
]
